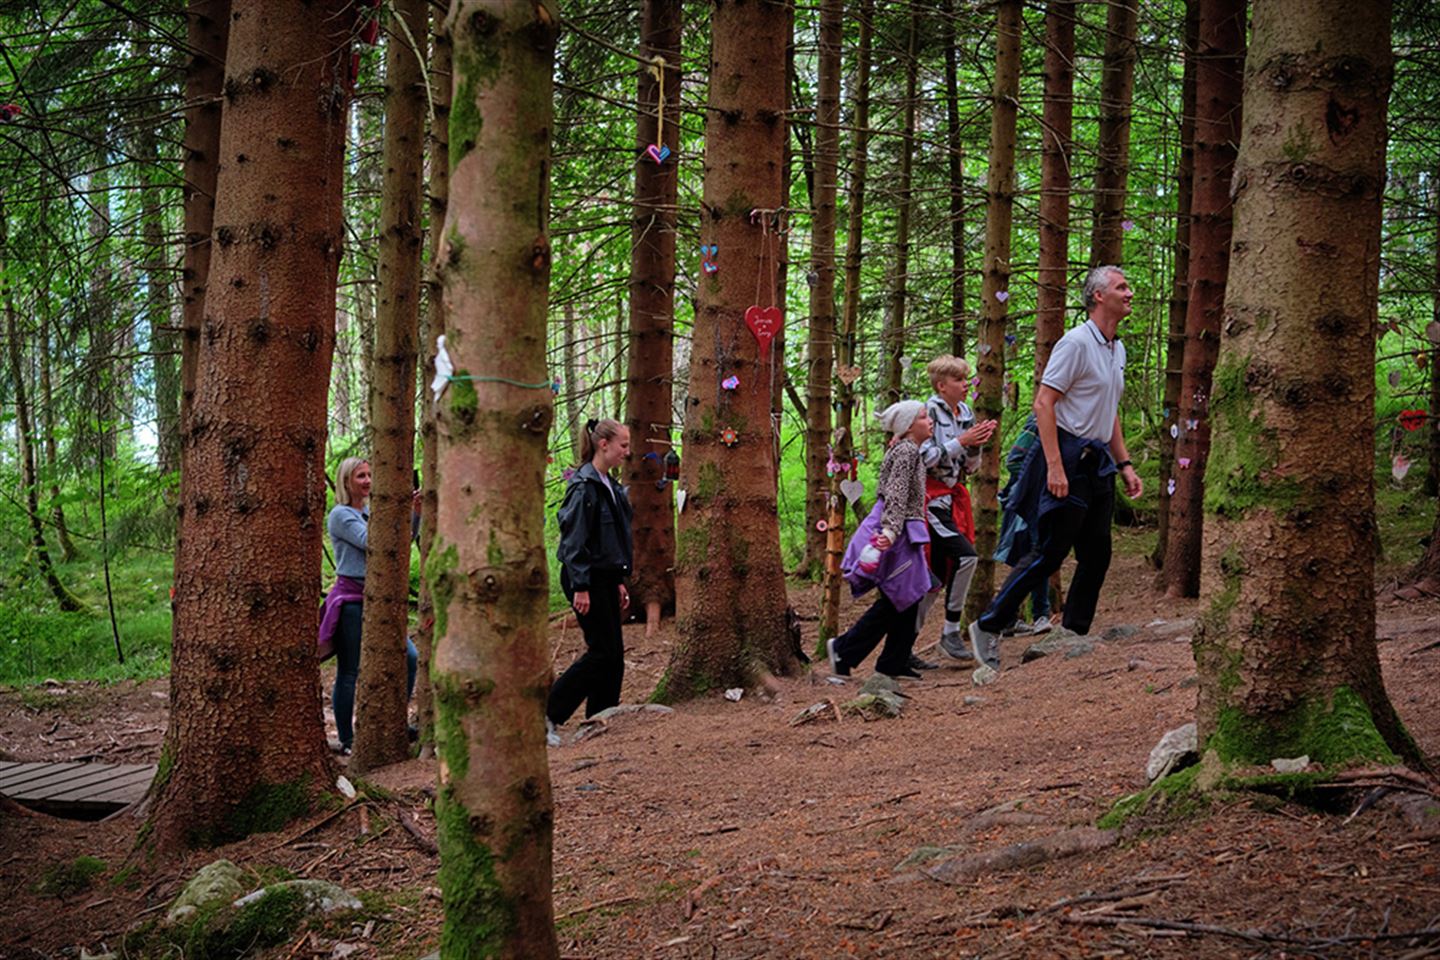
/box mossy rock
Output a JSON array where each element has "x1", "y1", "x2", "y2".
[{"x1": 166, "y1": 859, "x2": 246, "y2": 924}]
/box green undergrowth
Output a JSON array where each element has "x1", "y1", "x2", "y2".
[
  {"x1": 34, "y1": 855, "x2": 108, "y2": 898},
  {"x1": 123, "y1": 883, "x2": 356, "y2": 960}
]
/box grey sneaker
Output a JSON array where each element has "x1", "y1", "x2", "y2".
[
  {"x1": 826, "y1": 637, "x2": 850, "y2": 677},
  {"x1": 968, "y1": 620, "x2": 1000, "y2": 671},
  {"x1": 1027, "y1": 614, "x2": 1053, "y2": 636},
  {"x1": 939, "y1": 625, "x2": 974, "y2": 662},
  {"x1": 546, "y1": 719, "x2": 561, "y2": 748}
]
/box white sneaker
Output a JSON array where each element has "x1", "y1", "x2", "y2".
[
  {"x1": 546, "y1": 719, "x2": 561, "y2": 748},
  {"x1": 1028, "y1": 615, "x2": 1053, "y2": 635}
]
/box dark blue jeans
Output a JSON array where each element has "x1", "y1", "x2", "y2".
[
  {"x1": 333, "y1": 601, "x2": 418, "y2": 749},
  {"x1": 833, "y1": 592, "x2": 920, "y2": 676}
]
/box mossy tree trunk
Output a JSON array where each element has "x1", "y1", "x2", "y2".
[
  {"x1": 3, "y1": 208, "x2": 82, "y2": 613},
  {"x1": 1428, "y1": 168, "x2": 1440, "y2": 499},
  {"x1": 964, "y1": 0, "x2": 1021, "y2": 625},
  {"x1": 414, "y1": 5, "x2": 452, "y2": 757},
  {"x1": 1196, "y1": 0, "x2": 1420, "y2": 769},
  {"x1": 354, "y1": 0, "x2": 427, "y2": 774},
  {"x1": 881, "y1": 7, "x2": 919, "y2": 409},
  {"x1": 801, "y1": 0, "x2": 841, "y2": 581},
  {"x1": 1035, "y1": 0, "x2": 1074, "y2": 379},
  {"x1": 1163, "y1": 0, "x2": 1245, "y2": 599},
  {"x1": 624, "y1": 0, "x2": 681, "y2": 627},
  {"x1": 152, "y1": 0, "x2": 350, "y2": 851},
  {"x1": 1089, "y1": 0, "x2": 1137, "y2": 267},
  {"x1": 943, "y1": 0, "x2": 967, "y2": 358},
  {"x1": 665, "y1": 0, "x2": 798, "y2": 699},
  {"x1": 1154, "y1": 0, "x2": 1199, "y2": 572},
  {"x1": 819, "y1": 0, "x2": 873, "y2": 649},
  {"x1": 429, "y1": 3, "x2": 560, "y2": 955}
]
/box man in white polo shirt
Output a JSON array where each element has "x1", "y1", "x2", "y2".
[{"x1": 968, "y1": 265, "x2": 1144, "y2": 671}]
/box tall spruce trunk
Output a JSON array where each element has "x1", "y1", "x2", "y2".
[
  {"x1": 624, "y1": 0, "x2": 682, "y2": 626},
  {"x1": 1428, "y1": 170, "x2": 1440, "y2": 498},
  {"x1": 3, "y1": 212, "x2": 81, "y2": 612},
  {"x1": 1036, "y1": 0, "x2": 1075, "y2": 378},
  {"x1": 1154, "y1": 0, "x2": 1200, "y2": 571},
  {"x1": 354, "y1": 0, "x2": 427, "y2": 773},
  {"x1": 1089, "y1": 0, "x2": 1138, "y2": 267},
  {"x1": 802, "y1": 0, "x2": 843, "y2": 579},
  {"x1": 39, "y1": 310, "x2": 77, "y2": 562},
  {"x1": 664, "y1": 0, "x2": 798, "y2": 698},
  {"x1": 1196, "y1": 0, "x2": 1417, "y2": 767},
  {"x1": 1163, "y1": 0, "x2": 1245, "y2": 598},
  {"x1": 179, "y1": 0, "x2": 228, "y2": 452},
  {"x1": 137, "y1": 113, "x2": 180, "y2": 479},
  {"x1": 151, "y1": 0, "x2": 350, "y2": 851},
  {"x1": 943, "y1": 0, "x2": 967, "y2": 357},
  {"x1": 819, "y1": 0, "x2": 873, "y2": 648},
  {"x1": 882, "y1": 9, "x2": 920, "y2": 408},
  {"x1": 414, "y1": 4, "x2": 453, "y2": 757},
  {"x1": 429, "y1": 3, "x2": 560, "y2": 954},
  {"x1": 964, "y1": 0, "x2": 1022, "y2": 624},
  {"x1": 85, "y1": 168, "x2": 116, "y2": 463}
]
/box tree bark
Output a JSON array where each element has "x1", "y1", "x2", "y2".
[
  {"x1": 624, "y1": 0, "x2": 681, "y2": 626},
  {"x1": 1153, "y1": 0, "x2": 1200, "y2": 572},
  {"x1": 1089, "y1": 0, "x2": 1138, "y2": 267},
  {"x1": 944, "y1": 0, "x2": 967, "y2": 358},
  {"x1": 414, "y1": 1, "x2": 453, "y2": 758},
  {"x1": 38, "y1": 308, "x2": 78, "y2": 562},
  {"x1": 1197, "y1": 0, "x2": 1418, "y2": 768},
  {"x1": 136, "y1": 80, "x2": 180, "y2": 480},
  {"x1": 429, "y1": 3, "x2": 560, "y2": 955},
  {"x1": 3, "y1": 210, "x2": 82, "y2": 612},
  {"x1": 562, "y1": 301, "x2": 581, "y2": 463},
  {"x1": 881, "y1": 8, "x2": 920, "y2": 409},
  {"x1": 819, "y1": 0, "x2": 874, "y2": 648},
  {"x1": 665, "y1": 0, "x2": 798, "y2": 699},
  {"x1": 1035, "y1": 0, "x2": 1075, "y2": 379},
  {"x1": 85, "y1": 167, "x2": 115, "y2": 463},
  {"x1": 964, "y1": 0, "x2": 1022, "y2": 624},
  {"x1": 1163, "y1": 0, "x2": 1245, "y2": 598},
  {"x1": 151, "y1": 0, "x2": 351, "y2": 851},
  {"x1": 1428, "y1": 168, "x2": 1440, "y2": 498},
  {"x1": 354, "y1": 0, "x2": 427, "y2": 774},
  {"x1": 179, "y1": 0, "x2": 228, "y2": 458},
  {"x1": 801, "y1": 0, "x2": 842, "y2": 580}
]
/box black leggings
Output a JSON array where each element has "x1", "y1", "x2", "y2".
[{"x1": 547, "y1": 571, "x2": 625, "y2": 725}]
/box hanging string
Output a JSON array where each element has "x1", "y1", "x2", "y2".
[{"x1": 650, "y1": 55, "x2": 666, "y2": 149}]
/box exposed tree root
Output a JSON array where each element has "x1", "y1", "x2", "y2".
[{"x1": 921, "y1": 826, "x2": 1117, "y2": 884}]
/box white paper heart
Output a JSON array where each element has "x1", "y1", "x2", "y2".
[
  {"x1": 676, "y1": 489, "x2": 687, "y2": 512},
  {"x1": 831, "y1": 426, "x2": 847, "y2": 444},
  {"x1": 995, "y1": 290, "x2": 1009, "y2": 302},
  {"x1": 1170, "y1": 424, "x2": 1179, "y2": 439},
  {"x1": 840, "y1": 479, "x2": 863, "y2": 504},
  {"x1": 898, "y1": 355, "x2": 912, "y2": 372},
  {"x1": 1393, "y1": 454, "x2": 1411, "y2": 481},
  {"x1": 979, "y1": 343, "x2": 992, "y2": 355}
]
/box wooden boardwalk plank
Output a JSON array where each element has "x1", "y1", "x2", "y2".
[
  {"x1": 48, "y1": 767, "x2": 155, "y2": 803},
  {"x1": 0, "y1": 761, "x2": 86, "y2": 791},
  {"x1": 24, "y1": 765, "x2": 151, "y2": 801},
  {"x1": 0, "y1": 761, "x2": 157, "y2": 814},
  {"x1": 0, "y1": 763, "x2": 94, "y2": 795}
]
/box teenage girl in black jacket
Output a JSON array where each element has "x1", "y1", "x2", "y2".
[{"x1": 547, "y1": 418, "x2": 633, "y2": 744}]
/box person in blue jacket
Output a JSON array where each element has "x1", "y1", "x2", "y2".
[{"x1": 547, "y1": 418, "x2": 634, "y2": 745}]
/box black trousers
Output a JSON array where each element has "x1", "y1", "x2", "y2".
[
  {"x1": 978, "y1": 470, "x2": 1115, "y2": 636},
  {"x1": 548, "y1": 571, "x2": 625, "y2": 725},
  {"x1": 833, "y1": 592, "x2": 919, "y2": 676}
]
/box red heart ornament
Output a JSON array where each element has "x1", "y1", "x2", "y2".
[{"x1": 744, "y1": 305, "x2": 782, "y2": 354}]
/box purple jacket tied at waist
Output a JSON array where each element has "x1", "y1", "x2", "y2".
[
  {"x1": 318, "y1": 574, "x2": 365, "y2": 660},
  {"x1": 841, "y1": 500, "x2": 935, "y2": 610}
]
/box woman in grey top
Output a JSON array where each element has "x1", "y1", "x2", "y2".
[{"x1": 322, "y1": 457, "x2": 417, "y2": 754}]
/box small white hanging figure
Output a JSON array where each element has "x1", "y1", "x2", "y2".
[{"x1": 431, "y1": 334, "x2": 454, "y2": 401}]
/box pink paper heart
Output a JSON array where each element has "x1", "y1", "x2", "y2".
[
  {"x1": 744, "y1": 305, "x2": 783, "y2": 354},
  {"x1": 645, "y1": 143, "x2": 671, "y2": 165},
  {"x1": 1178, "y1": 457, "x2": 1191, "y2": 469}
]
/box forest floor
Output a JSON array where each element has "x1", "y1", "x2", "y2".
[{"x1": 2, "y1": 528, "x2": 1439, "y2": 959}]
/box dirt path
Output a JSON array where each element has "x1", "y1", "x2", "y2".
[{"x1": 3, "y1": 536, "x2": 1438, "y2": 958}]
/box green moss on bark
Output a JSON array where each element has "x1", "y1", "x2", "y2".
[
  {"x1": 1203, "y1": 355, "x2": 1301, "y2": 517},
  {"x1": 1207, "y1": 686, "x2": 1399, "y2": 767},
  {"x1": 425, "y1": 542, "x2": 459, "y2": 640},
  {"x1": 676, "y1": 526, "x2": 710, "y2": 569},
  {"x1": 435, "y1": 783, "x2": 516, "y2": 957}
]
